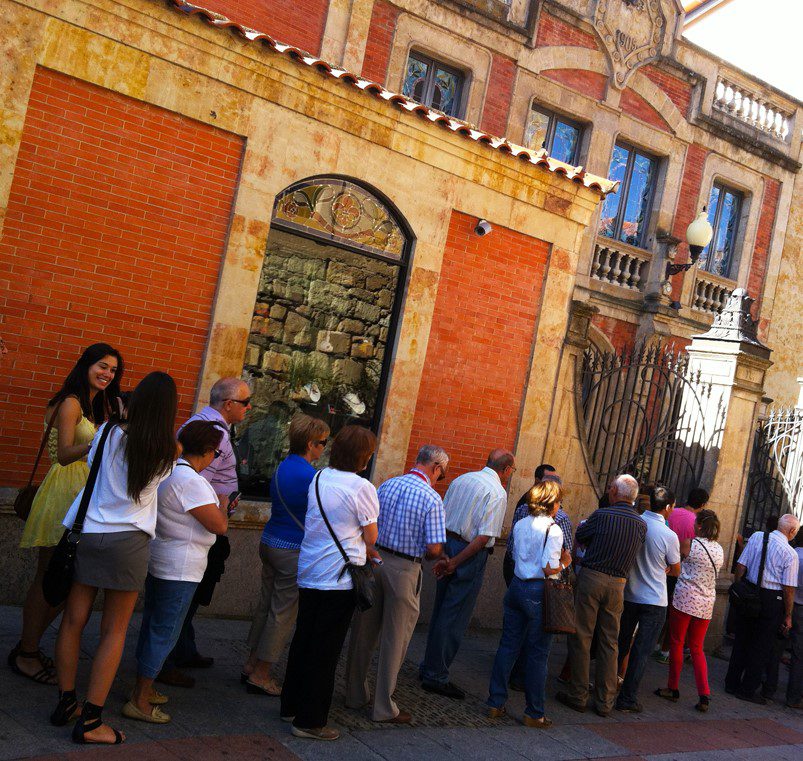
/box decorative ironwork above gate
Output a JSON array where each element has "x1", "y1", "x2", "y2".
[
  {"x1": 580, "y1": 344, "x2": 723, "y2": 498},
  {"x1": 741, "y1": 407, "x2": 803, "y2": 536}
]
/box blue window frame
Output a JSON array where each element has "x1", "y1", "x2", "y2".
[
  {"x1": 524, "y1": 104, "x2": 583, "y2": 164},
  {"x1": 402, "y1": 52, "x2": 464, "y2": 117},
  {"x1": 698, "y1": 183, "x2": 743, "y2": 278}
]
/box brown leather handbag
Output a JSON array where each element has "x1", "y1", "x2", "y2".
[
  {"x1": 541, "y1": 522, "x2": 576, "y2": 634},
  {"x1": 13, "y1": 402, "x2": 62, "y2": 521}
]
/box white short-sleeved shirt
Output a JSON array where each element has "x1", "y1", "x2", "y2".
[
  {"x1": 738, "y1": 530, "x2": 799, "y2": 590},
  {"x1": 297, "y1": 468, "x2": 380, "y2": 591},
  {"x1": 513, "y1": 515, "x2": 563, "y2": 580},
  {"x1": 63, "y1": 423, "x2": 173, "y2": 538},
  {"x1": 149, "y1": 460, "x2": 220, "y2": 583},
  {"x1": 443, "y1": 467, "x2": 507, "y2": 547},
  {"x1": 673, "y1": 538, "x2": 724, "y2": 620}
]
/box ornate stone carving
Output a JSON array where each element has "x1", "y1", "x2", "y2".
[
  {"x1": 697, "y1": 288, "x2": 767, "y2": 348},
  {"x1": 593, "y1": 0, "x2": 669, "y2": 88}
]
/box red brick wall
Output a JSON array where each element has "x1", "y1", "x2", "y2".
[
  {"x1": 542, "y1": 69, "x2": 607, "y2": 100},
  {"x1": 749, "y1": 178, "x2": 780, "y2": 315},
  {"x1": 592, "y1": 315, "x2": 637, "y2": 352},
  {"x1": 405, "y1": 211, "x2": 549, "y2": 487},
  {"x1": 536, "y1": 12, "x2": 598, "y2": 49},
  {"x1": 642, "y1": 64, "x2": 692, "y2": 119},
  {"x1": 361, "y1": 0, "x2": 400, "y2": 83},
  {"x1": 193, "y1": 0, "x2": 329, "y2": 55},
  {"x1": 620, "y1": 87, "x2": 671, "y2": 132},
  {"x1": 0, "y1": 68, "x2": 244, "y2": 486},
  {"x1": 670, "y1": 144, "x2": 708, "y2": 299},
  {"x1": 481, "y1": 54, "x2": 516, "y2": 135}
]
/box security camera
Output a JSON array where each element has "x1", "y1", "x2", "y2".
[{"x1": 474, "y1": 219, "x2": 492, "y2": 236}]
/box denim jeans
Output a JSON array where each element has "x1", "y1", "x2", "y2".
[
  {"x1": 136, "y1": 574, "x2": 199, "y2": 678},
  {"x1": 616, "y1": 600, "x2": 666, "y2": 708},
  {"x1": 421, "y1": 537, "x2": 488, "y2": 684},
  {"x1": 787, "y1": 603, "x2": 803, "y2": 705},
  {"x1": 487, "y1": 578, "x2": 553, "y2": 719}
]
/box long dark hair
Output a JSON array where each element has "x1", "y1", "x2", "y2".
[
  {"x1": 124, "y1": 372, "x2": 177, "y2": 501},
  {"x1": 49, "y1": 343, "x2": 124, "y2": 423}
]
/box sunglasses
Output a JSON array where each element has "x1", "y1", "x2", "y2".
[
  {"x1": 226, "y1": 397, "x2": 251, "y2": 407},
  {"x1": 315, "y1": 439, "x2": 329, "y2": 447},
  {"x1": 213, "y1": 449, "x2": 222, "y2": 459}
]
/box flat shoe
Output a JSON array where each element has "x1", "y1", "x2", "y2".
[
  {"x1": 121, "y1": 701, "x2": 171, "y2": 724},
  {"x1": 246, "y1": 679, "x2": 281, "y2": 696},
  {"x1": 555, "y1": 691, "x2": 587, "y2": 713},
  {"x1": 290, "y1": 725, "x2": 339, "y2": 741},
  {"x1": 375, "y1": 710, "x2": 411, "y2": 724},
  {"x1": 523, "y1": 715, "x2": 553, "y2": 728},
  {"x1": 156, "y1": 668, "x2": 195, "y2": 688},
  {"x1": 488, "y1": 706, "x2": 506, "y2": 719},
  {"x1": 421, "y1": 680, "x2": 465, "y2": 700}
]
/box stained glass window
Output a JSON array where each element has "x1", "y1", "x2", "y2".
[
  {"x1": 698, "y1": 183, "x2": 742, "y2": 278},
  {"x1": 402, "y1": 52, "x2": 464, "y2": 117},
  {"x1": 524, "y1": 104, "x2": 582, "y2": 164},
  {"x1": 598, "y1": 142, "x2": 658, "y2": 249}
]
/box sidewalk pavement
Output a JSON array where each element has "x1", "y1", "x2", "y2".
[{"x1": 0, "y1": 604, "x2": 801, "y2": 760}]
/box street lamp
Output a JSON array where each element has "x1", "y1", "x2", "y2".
[{"x1": 666, "y1": 208, "x2": 714, "y2": 277}]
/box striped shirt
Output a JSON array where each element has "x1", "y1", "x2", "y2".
[
  {"x1": 180, "y1": 407, "x2": 238, "y2": 497},
  {"x1": 575, "y1": 502, "x2": 646, "y2": 579},
  {"x1": 376, "y1": 470, "x2": 446, "y2": 558},
  {"x1": 443, "y1": 467, "x2": 507, "y2": 548},
  {"x1": 738, "y1": 530, "x2": 799, "y2": 590},
  {"x1": 506, "y1": 498, "x2": 573, "y2": 557}
]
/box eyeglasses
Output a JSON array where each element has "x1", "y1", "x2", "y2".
[
  {"x1": 213, "y1": 449, "x2": 222, "y2": 459},
  {"x1": 226, "y1": 397, "x2": 251, "y2": 406}
]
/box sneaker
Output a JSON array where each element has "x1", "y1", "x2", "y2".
[{"x1": 290, "y1": 725, "x2": 340, "y2": 741}]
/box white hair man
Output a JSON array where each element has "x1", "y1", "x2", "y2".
[
  {"x1": 726, "y1": 512, "x2": 800, "y2": 704},
  {"x1": 345, "y1": 444, "x2": 449, "y2": 723},
  {"x1": 557, "y1": 474, "x2": 646, "y2": 717}
]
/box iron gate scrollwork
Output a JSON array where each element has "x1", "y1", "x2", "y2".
[
  {"x1": 580, "y1": 344, "x2": 722, "y2": 498},
  {"x1": 741, "y1": 408, "x2": 803, "y2": 536}
]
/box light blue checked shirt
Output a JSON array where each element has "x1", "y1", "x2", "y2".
[{"x1": 376, "y1": 471, "x2": 446, "y2": 558}]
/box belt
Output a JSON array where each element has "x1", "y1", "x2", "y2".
[
  {"x1": 376, "y1": 544, "x2": 422, "y2": 564},
  {"x1": 446, "y1": 530, "x2": 493, "y2": 553}
]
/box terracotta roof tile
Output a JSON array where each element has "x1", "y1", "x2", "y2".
[{"x1": 167, "y1": 0, "x2": 618, "y2": 196}]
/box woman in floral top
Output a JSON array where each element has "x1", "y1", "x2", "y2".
[{"x1": 655, "y1": 509, "x2": 723, "y2": 712}]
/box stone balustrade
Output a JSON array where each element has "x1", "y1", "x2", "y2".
[
  {"x1": 713, "y1": 78, "x2": 791, "y2": 142},
  {"x1": 590, "y1": 241, "x2": 651, "y2": 291},
  {"x1": 692, "y1": 272, "x2": 733, "y2": 315}
]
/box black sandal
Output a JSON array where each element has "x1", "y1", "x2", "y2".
[
  {"x1": 51, "y1": 691, "x2": 81, "y2": 726},
  {"x1": 72, "y1": 716, "x2": 123, "y2": 745},
  {"x1": 8, "y1": 642, "x2": 57, "y2": 685}
]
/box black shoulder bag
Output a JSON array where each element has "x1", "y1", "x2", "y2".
[
  {"x1": 313, "y1": 472, "x2": 376, "y2": 612},
  {"x1": 728, "y1": 531, "x2": 768, "y2": 620},
  {"x1": 42, "y1": 423, "x2": 115, "y2": 607}
]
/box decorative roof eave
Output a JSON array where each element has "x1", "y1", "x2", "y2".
[{"x1": 166, "y1": 0, "x2": 619, "y2": 197}]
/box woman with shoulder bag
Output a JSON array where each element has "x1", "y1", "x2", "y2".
[
  {"x1": 51, "y1": 371, "x2": 178, "y2": 745},
  {"x1": 279, "y1": 425, "x2": 380, "y2": 741},
  {"x1": 11, "y1": 343, "x2": 123, "y2": 686},
  {"x1": 655, "y1": 509, "x2": 724, "y2": 712},
  {"x1": 124, "y1": 420, "x2": 229, "y2": 724},
  {"x1": 242, "y1": 414, "x2": 330, "y2": 695},
  {"x1": 486, "y1": 480, "x2": 572, "y2": 728}
]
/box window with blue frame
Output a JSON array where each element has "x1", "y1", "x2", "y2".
[
  {"x1": 402, "y1": 52, "x2": 464, "y2": 117},
  {"x1": 598, "y1": 142, "x2": 658, "y2": 249},
  {"x1": 524, "y1": 104, "x2": 583, "y2": 164},
  {"x1": 698, "y1": 183, "x2": 743, "y2": 278}
]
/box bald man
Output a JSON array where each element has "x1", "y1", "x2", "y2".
[{"x1": 420, "y1": 449, "x2": 515, "y2": 699}]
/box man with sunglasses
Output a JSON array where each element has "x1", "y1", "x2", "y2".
[{"x1": 158, "y1": 377, "x2": 252, "y2": 687}]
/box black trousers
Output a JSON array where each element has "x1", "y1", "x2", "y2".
[
  {"x1": 725, "y1": 588, "x2": 785, "y2": 697},
  {"x1": 280, "y1": 588, "x2": 356, "y2": 729}
]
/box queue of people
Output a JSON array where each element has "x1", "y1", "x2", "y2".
[{"x1": 8, "y1": 343, "x2": 803, "y2": 745}]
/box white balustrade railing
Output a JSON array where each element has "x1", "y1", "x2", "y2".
[
  {"x1": 713, "y1": 78, "x2": 791, "y2": 142},
  {"x1": 692, "y1": 274, "x2": 732, "y2": 315},
  {"x1": 590, "y1": 242, "x2": 650, "y2": 291}
]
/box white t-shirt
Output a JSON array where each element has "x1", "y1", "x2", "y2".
[
  {"x1": 513, "y1": 515, "x2": 563, "y2": 580},
  {"x1": 297, "y1": 468, "x2": 380, "y2": 591},
  {"x1": 63, "y1": 423, "x2": 173, "y2": 538},
  {"x1": 149, "y1": 460, "x2": 219, "y2": 583}
]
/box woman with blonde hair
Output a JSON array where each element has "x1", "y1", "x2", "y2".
[
  {"x1": 242, "y1": 413, "x2": 330, "y2": 695},
  {"x1": 487, "y1": 480, "x2": 572, "y2": 728}
]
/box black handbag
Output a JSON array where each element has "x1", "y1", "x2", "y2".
[
  {"x1": 728, "y1": 530, "x2": 769, "y2": 620},
  {"x1": 313, "y1": 472, "x2": 376, "y2": 612},
  {"x1": 541, "y1": 523, "x2": 576, "y2": 634},
  {"x1": 42, "y1": 423, "x2": 115, "y2": 607}
]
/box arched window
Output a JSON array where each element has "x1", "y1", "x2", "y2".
[{"x1": 237, "y1": 177, "x2": 413, "y2": 498}]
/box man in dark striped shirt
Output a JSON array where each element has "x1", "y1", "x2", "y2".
[{"x1": 557, "y1": 475, "x2": 646, "y2": 717}]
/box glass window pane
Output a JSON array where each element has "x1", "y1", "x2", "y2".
[
  {"x1": 524, "y1": 107, "x2": 550, "y2": 152},
  {"x1": 710, "y1": 189, "x2": 740, "y2": 277},
  {"x1": 698, "y1": 185, "x2": 721, "y2": 272},
  {"x1": 403, "y1": 56, "x2": 429, "y2": 103},
  {"x1": 620, "y1": 153, "x2": 655, "y2": 246},
  {"x1": 432, "y1": 66, "x2": 461, "y2": 115},
  {"x1": 598, "y1": 145, "x2": 630, "y2": 239},
  {"x1": 551, "y1": 120, "x2": 580, "y2": 164}
]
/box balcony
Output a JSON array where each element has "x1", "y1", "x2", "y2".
[
  {"x1": 691, "y1": 270, "x2": 734, "y2": 316},
  {"x1": 590, "y1": 240, "x2": 652, "y2": 292},
  {"x1": 713, "y1": 78, "x2": 792, "y2": 143}
]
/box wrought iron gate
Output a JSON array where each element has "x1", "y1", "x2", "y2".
[
  {"x1": 741, "y1": 407, "x2": 803, "y2": 536},
  {"x1": 580, "y1": 344, "x2": 722, "y2": 498}
]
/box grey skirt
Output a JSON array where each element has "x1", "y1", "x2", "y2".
[{"x1": 73, "y1": 531, "x2": 150, "y2": 591}]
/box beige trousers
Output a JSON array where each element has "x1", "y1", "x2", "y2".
[
  {"x1": 566, "y1": 567, "x2": 626, "y2": 713},
  {"x1": 246, "y1": 543, "x2": 299, "y2": 663},
  {"x1": 345, "y1": 551, "x2": 423, "y2": 720}
]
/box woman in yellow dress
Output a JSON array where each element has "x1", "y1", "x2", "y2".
[{"x1": 10, "y1": 343, "x2": 124, "y2": 685}]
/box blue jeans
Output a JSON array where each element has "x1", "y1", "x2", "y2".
[
  {"x1": 420, "y1": 537, "x2": 488, "y2": 684},
  {"x1": 616, "y1": 600, "x2": 666, "y2": 708},
  {"x1": 136, "y1": 574, "x2": 199, "y2": 678},
  {"x1": 487, "y1": 578, "x2": 552, "y2": 719}
]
